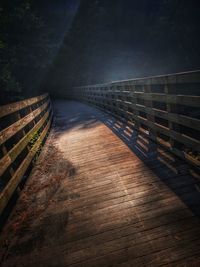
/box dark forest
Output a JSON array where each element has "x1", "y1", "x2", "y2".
[{"x1": 1, "y1": 0, "x2": 200, "y2": 102}]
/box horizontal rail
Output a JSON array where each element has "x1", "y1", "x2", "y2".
[
  {"x1": 0, "y1": 93, "x2": 53, "y2": 215},
  {"x1": 0, "y1": 108, "x2": 50, "y2": 177},
  {"x1": 0, "y1": 100, "x2": 49, "y2": 146},
  {"x1": 0, "y1": 114, "x2": 52, "y2": 214},
  {"x1": 134, "y1": 93, "x2": 200, "y2": 107},
  {"x1": 0, "y1": 93, "x2": 48, "y2": 119},
  {"x1": 73, "y1": 71, "x2": 200, "y2": 168}
]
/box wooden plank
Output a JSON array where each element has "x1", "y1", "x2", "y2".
[
  {"x1": 0, "y1": 113, "x2": 52, "y2": 215},
  {"x1": 111, "y1": 108, "x2": 200, "y2": 151},
  {"x1": 129, "y1": 104, "x2": 200, "y2": 131},
  {"x1": 0, "y1": 99, "x2": 49, "y2": 146},
  {"x1": 111, "y1": 70, "x2": 200, "y2": 85},
  {"x1": 0, "y1": 108, "x2": 50, "y2": 177},
  {"x1": 134, "y1": 92, "x2": 200, "y2": 107},
  {"x1": 116, "y1": 102, "x2": 200, "y2": 150},
  {"x1": 0, "y1": 93, "x2": 48, "y2": 119}
]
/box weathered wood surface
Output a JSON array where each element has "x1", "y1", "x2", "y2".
[
  {"x1": 0, "y1": 93, "x2": 48, "y2": 119},
  {"x1": 0, "y1": 94, "x2": 52, "y2": 216},
  {"x1": 0, "y1": 100, "x2": 50, "y2": 146},
  {"x1": 0, "y1": 108, "x2": 50, "y2": 177},
  {"x1": 0, "y1": 100, "x2": 200, "y2": 267}
]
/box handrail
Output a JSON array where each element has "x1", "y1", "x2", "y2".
[
  {"x1": 0, "y1": 93, "x2": 48, "y2": 119},
  {"x1": 73, "y1": 71, "x2": 200, "y2": 168},
  {"x1": 0, "y1": 93, "x2": 53, "y2": 215}
]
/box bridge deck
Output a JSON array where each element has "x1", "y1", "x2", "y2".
[{"x1": 1, "y1": 100, "x2": 200, "y2": 267}]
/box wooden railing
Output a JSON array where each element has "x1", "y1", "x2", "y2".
[
  {"x1": 73, "y1": 71, "x2": 200, "y2": 169},
  {"x1": 0, "y1": 93, "x2": 53, "y2": 215}
]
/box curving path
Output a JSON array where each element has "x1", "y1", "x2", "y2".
[{"x1": 0, "y1": 100, "x2": 200, "y2": 267}]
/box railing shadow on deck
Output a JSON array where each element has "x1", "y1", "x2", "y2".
[
  {"x1": 97, "y1": 112, "x2": 200, "y2": 218},
  {"x1": 53, "y1": 100, "x2": 200, "y2": 218}
]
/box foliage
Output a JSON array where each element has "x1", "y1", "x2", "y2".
[
  {"x1": 0, "y1": 0, "x2": 78, "y2": 104},
  {"x1": 29, "y1": 129, "x2": 40, "y2": 148},
  {"x1": 29, "y1": 129, "x2": 43, "y2": 164},
  {"x1": 0, "y1": 0, "x2": 42, "y2": 99}
]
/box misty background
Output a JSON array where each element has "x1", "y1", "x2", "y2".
[{"x1": 1, "y1": 0, "x2": 200, "y2": 103}]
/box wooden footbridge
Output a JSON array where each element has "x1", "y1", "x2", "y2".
[{"x1": 0, "y1": 71, "x2": 200, "y2": 266}]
